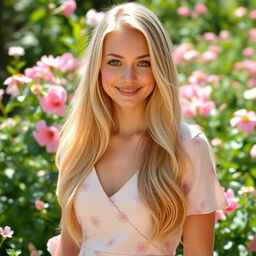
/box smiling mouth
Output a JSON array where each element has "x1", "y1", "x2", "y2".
[{"x1": 116, "y1": 87, "x2": 142, "y2": 96}]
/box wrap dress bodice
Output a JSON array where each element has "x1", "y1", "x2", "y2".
[{"x1": 72, "y1": 123, "x2": 230, "y2": 256}]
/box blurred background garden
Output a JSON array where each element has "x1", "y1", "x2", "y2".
[{"x1": 0, "y1": 0, "x2": 256, "y2": 255}]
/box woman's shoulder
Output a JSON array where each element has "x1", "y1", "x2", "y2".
[{"x1": 179, "y1": 121, "x2": 203, "y2": 144}]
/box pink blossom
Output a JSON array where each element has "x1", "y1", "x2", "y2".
[
  {"x1": 223, "y1": 188, "x2": 238, "y2": 213},
  {"x1": 195, "y1": 3, "x2": 208, "y2": 14},
  {"x1": 8, "y1": 46, "x2": 25, "y2": 56},
  {"x1": 242, "y1": 59, "x2": 256, "y2": 76},
  {"x1": 173, "y1": 43, "x2": 193, "y2": 64},
  {"x1": 40, "y1": 86, "x2": 67, "y2": 116},
  {"x1": 215, "y1": 210, "x2": 226, "y2": 221},
  {"x1": 33, "y1": 120, "x2": 60, "y2": 153},
  {"x1": 244, "y1": 88, "x2": 256, "y2": 99},
  {"x1": 248, "y1": 78, "x2": 256, "y2": 88},
  {"x1": 203, "y1": 32, "x2": 218, "y2": 42},
  {"x1": 28, "y1": 242, "x2": 36, "y2": 251},
  {"x1": 86, "y1": 9, "x2": 105, "y2": 27},
  {"x1": 30, "y1": 251, "x2": 41, "y2": 256},
  {"x1": 47, "y1": 235, "x2": 61, "y2": 256},
  {"x1": 250, "y1": 10, "x2": 256, "y2": 19},
  {"x1": 238, "y1": 186, "x2": 255, "y2": 195},
  {"x1": 0, "y1": 89, "x2": 4, "y2": 100},
  {"x1": 208, "y1": 45, "x2": 220, "y2": 53},
  {"x1": 197, "y1": 100, "x2": 215, "y2": 116},
  {"x1": 230, "y1": 109, "x2": 256, "y2": 134},
  {"x1": 0, "y1": 226, "x2": 14, "y2": 238},
  {"x1": 25, "y1": 65, "x2": 55, "y2": 83},
  {"x1": 219, "y1": 30, "x2": 231, "y2": 39},
  {"x1": 180, "y1": 100, "x2": 197, "y2": 119},
  {"x1": 250, "y1": 145, "x2": 256, "y2": 158},
  {"x1": 249, "y1": 29, "x2": 256, "y2": 42},
  {"x1": 35, "y1": 200, "x2": 45, "y2": 210},
  {"x1": 199, "y1": 51, "x2": 218, "y2": 63},
  {"x1": 234, "y1": 7, "x2": 247, "y2": 17},
  {"x1": 211, "y1": 138, "x2": 222, "y2": 146},
  {"x1": 183, "y1": 50, "x2": 199, "y2": 62},
  {"x1": 61, "y1": 0, "x2": 76, "y2": 17},
  {"x1": 59, "y1": 53, "x2": 79, "y2": 72},
  {"x1": 3, "y1": 74, "x2": 32, "y2": 97},
  {"x1": 248, "y1": 236, "x2": 256, "y2": 252},
  {"x1": 190, "y1": 11, "x2": 198, "y2": 20},
  {"x1": 177, "y1": 6, "x2": 190, "y2": 17},
  {"x1": 207, "y1": 75, "x2": 219, "y2": 85},
  {"x1": 37, "y1": 55, "x2": 60, "y2": 70},
  {"x1": 243, "y1": 47, "x2": 254, "y2": 56},
  {"x1": 188, "y1": 70, "x2": 208, "y2": 86}
]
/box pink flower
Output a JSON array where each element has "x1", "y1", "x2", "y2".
[
  {"x1": 3, "y1": 74, "x2": 32, "y2": 97},
  {"x1": 188, "y1": 70, "x2": 208, "y2": 86},
  {"x1": 223, "y1": 188, "x2": 238, "y2": 213},
  {"x1": 0, "y1": 89, "x2": 4, "y2": 100},
  {"x1": 0, "y1": 226, "x2": 14, "y2": 238},
  {"x1": 135, "y1": 242, "x2": 149, "y2": 253},
  {"x1": 183, "y1": 50, "x2": 199, "y2": 62},
  {"x1": 215, "y1": 210, "x2": 226, "y2": 221},
  {"x1": 244, "y1": 88, "x2": 256, "y2": 99},
  {"x1": 61, "y1": 0, "x2": 76, "y2": 17},
  {"x1": 8, "y1": 46, "x2": 25, "y2": 56},
  {"x1": 173, "y1": 43, "x2": 193, "y2": 65},
  {"x1": 195, "y1": 4, "x2": 208, "y2": 14},
  {"x1": 249, "y1": 29, "x2": 256, "y2": 42},
  {"x1": 207, "y1": 74, "x2": 219, "y2": 85},
  {"x1": 199, "y1": 50, "x2": 218, "y2": 63},
  {"x1": 25, "y1": 65, "x2": 55, "y2": 83},
  {"x1": 203, "y1": 32, "x2": 218, "y2": 42},
  {"x1": 35, "y1": 200, "x2": 45, "y2": 210},
  {"x1": 47, "y1": 235, "x2": 61, "y2": 256},
  {"x1": 230, "y1": 109, "x2": 256, "y2": 134},
  {"x1": 30, "y1": 251, "x2": 41, "y2": 256},
  {"x1": 33, "y1": 120, "x2": 60, "y2": 153},
  {"x1": 40, "y1": 86, "x2": 67, "y2": 116},
  {"x1": 211, "y1": 138, "x2": 222, "y2": 147},
  {"x1": 177, "y1": 6, "x2": 190, "y2": 17},
  {"x1": 28, "y1": 242, "x2": 36, "y2": 251},
  {"x1": 248, "y1": 78, "x2": 256, "y2": 88},
  {"x1": 197, "y1": 100, "x2": 215, "y2": 116},
  {"x1": 59, "y1": 53, "x2": 79, "y2": 72},
  {"x1": 234, "y1": 7, "x2": 247, "y2": 17},
  {"x1": 250, "y1": 10, "x2": 256, "y2": 19},
  {"x1": 37, "y1": 55, "x2": 60, "y2": 70},
  {"x1": 250, "y1": 145, "x2": 256, "y2": 158},
  {"x1": 248, "y1": 236, "x2": 256, "y2": 252},
  {"x1": 219, "y1": 30, "x2": 231, "y2": 39},
  {"x1": 243, "y1": 47, "x2": 254, "y2": 56},
  {"x1": 86, "y1": 9, "x2": 105, "y2": 27}
]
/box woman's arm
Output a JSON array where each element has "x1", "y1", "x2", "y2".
[
  {"x1": 54, "y1": 225, "x2": 80, "y2": 256},
  {"x1": 182, "y1": 211, "x2": 215, "y2": 256}
]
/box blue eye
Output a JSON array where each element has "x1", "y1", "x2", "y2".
[
  {"x1": 108, "y1": 60, "x2": 121, "y2": 66},
  {"x1": 138, "y1": 61, "x2": 151, "y2": 67}
]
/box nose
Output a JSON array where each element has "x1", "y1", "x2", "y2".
[{"x1": 122, "y1": 66, "x2": 137, "y2": 83}]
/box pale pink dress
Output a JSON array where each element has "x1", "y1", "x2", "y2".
[{"x1": 50, "y1": 123, "x2": 229, "y2": 256}]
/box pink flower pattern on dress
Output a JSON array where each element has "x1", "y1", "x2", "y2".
[
  {"x1": 135, "y1": 242, "x2": 149, "y2": 254},
  {"x1": 90, "y1": 215, "x2": 101, "y2": 227},
  {"x1": 81, "y1": 180, "x2": 90, "y2": 192},
  {"x1": 93, "y1": 250, "x2": 103, "y2": 256},
  {"x1": 182, "y1": 180, "x2": 192, "y2": 195},
  {"x1": 106, "y1": 237, "x2": 116, "y2": 247},
  {"x1": 116, "y1": 210, "x2": 128, "y2": 223},
  {"x1": 194, "y1": 200, "x2": 206, "y2": 213},
  {"x1": 191, "y1": 135, "x2": 202, "y2": 147}
]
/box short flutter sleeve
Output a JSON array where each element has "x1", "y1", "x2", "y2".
[{"x1": 182, "y1": 131, "x2": 229, "y2": 216}]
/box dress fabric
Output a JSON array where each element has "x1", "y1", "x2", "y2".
[{"x1": 53, "y1": 123, "x2": 230, "y2": 256}]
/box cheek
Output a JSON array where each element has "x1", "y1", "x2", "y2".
[{"x1": 101, "y1": 68, "x2": 118, "y2": 86}]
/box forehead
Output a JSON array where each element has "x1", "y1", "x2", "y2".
[{"x1": 102, "y1": 27, "x2": 149, "y2": 56}]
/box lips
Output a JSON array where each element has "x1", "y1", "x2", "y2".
[{"x1": 115, "y1": 86, "x2": 141, "y2": 92}]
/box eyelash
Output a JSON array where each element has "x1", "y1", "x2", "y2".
[{"x1": 107, "y1": 60, "x2": 151, "y2": 67}]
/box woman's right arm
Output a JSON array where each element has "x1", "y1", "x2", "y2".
[{"x1": 54, "y1": 225, "x2": 80, "y2": 256}]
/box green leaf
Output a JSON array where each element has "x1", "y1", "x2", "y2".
[
  {"x1": 30, "y1": 8, "x2": 46, "y2": 22},
  {"x1": 6, "y1": 66, "x2": 17, "y2": 75}
]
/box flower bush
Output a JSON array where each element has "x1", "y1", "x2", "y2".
[{"x1": 1, "y1": 0, "x2": 256, "y2": 255}]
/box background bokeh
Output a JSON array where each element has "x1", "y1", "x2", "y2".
[{"x1": 0, "y1": 0, "x2": 256, "y2": 255}]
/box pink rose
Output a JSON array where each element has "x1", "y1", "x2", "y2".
[
  {"x1": 250, "y1": 144, "x2": 256, "y2": 158},
  {"x1": 177, "y1": 6, "x2": 190, "y2": 17},
  {"x1": 40, "y1": 85, "x2": 67, "y2": 116},
  {"x1": 59, "y1": 53, "x2": 79, "y2": 72},
  {"x1": 195, "y1": 4, "x2": 208, "y2": 14},
  {"x1": 35, "y1": 200, "x2": 45, "y2": 210},
  {"x1": 248, "y1": 236, "x2": 256, "y2": 252},
  {"x1": 61, "y1": 0, "x2": 76, "y2": 17},
  {"x1": 0, "y1": 226, "x2": 14, "y2": 238},
  {"x1": 215, "y1": 210, "x2": 226, "y2": 222},
  {"x1": 33, "y1": 120, "x2": 60, "y2": 153}
]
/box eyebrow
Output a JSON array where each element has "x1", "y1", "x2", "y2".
[{"x1": 105, "y1": 53, "x2": 150, "y2": 59}]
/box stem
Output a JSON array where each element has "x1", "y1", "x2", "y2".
[
  {"x1": 0, "y1": 101, "x2": 7, "y2": 118},
  {"x1": 0, "y1": 237, "x2": 6, "y2": 248}
]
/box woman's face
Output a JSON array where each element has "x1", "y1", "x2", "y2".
[{"x1": 100, "y1": 26, "x2": 156, "y2": 109}]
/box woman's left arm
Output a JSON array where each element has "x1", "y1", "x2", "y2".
[{"x1": 182, "y1": 211, "x2": 216, "y2": 256}]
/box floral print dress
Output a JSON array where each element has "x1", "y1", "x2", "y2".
[{"x1": 50, "y1": 123, "x2": 229, "y2": 256}]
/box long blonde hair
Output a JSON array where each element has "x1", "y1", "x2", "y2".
[{"x1": 56, "y1": 2, "x2": 190, "y2": 246}]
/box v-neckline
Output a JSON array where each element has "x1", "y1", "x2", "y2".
[{"x1": 93, "y1": 166, "x2": 139, "y2": 199}]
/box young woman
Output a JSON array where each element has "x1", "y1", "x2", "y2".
[{"x1": 51, "y1": 2, "x2": 229, "y2": 256}]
